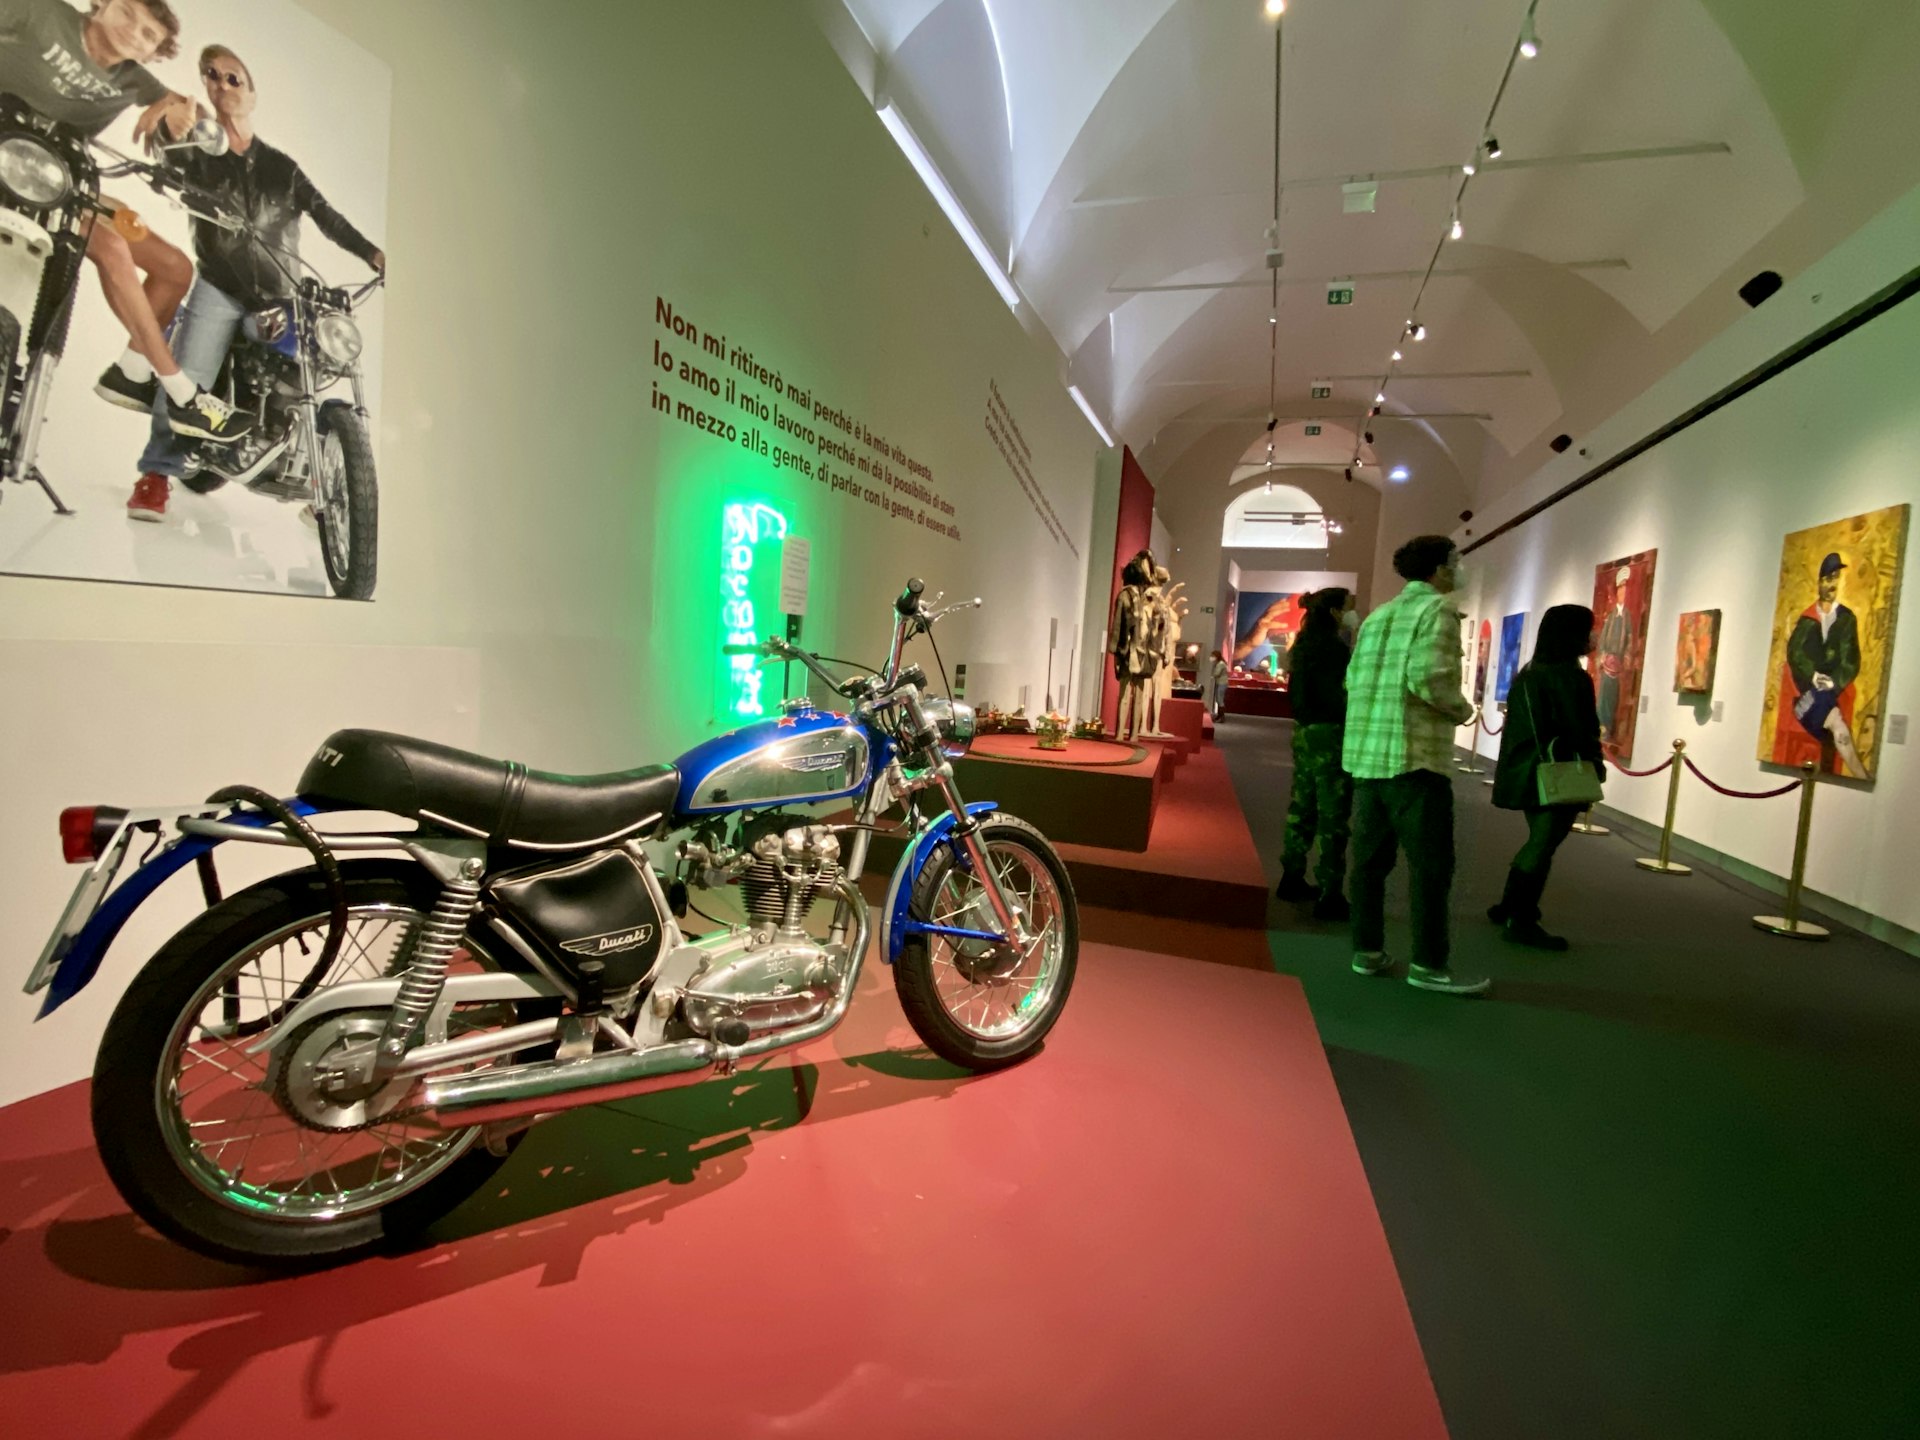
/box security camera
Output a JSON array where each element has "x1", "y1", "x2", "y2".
[{"x1": 1459, "y1": 510, "x2": 1474, "y2": 523}]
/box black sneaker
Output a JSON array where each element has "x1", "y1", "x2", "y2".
[
  {"x1": 167, "y1": 388, "x2": 254, "y2": 444},
  {"x1": 1502, "y1": 919, "x2": 1570, "y2": 952},
  {"x1": 1275, "y1": 870, "x2": 1317, "y2": 903},
  {"x1": 1312, "y1": 893, "x2": 1351, "y2": 923},
  {"x1": 96, "y1": 365, "x2": 158, "y2": 413}
]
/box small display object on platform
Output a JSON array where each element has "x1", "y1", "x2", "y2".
[
  {"x1": 1589, "y1": 549, "x2": 1658, "y2": 765},
  {"x1": 1674, "y1": 610, "x2": 1721, "y2": 693},
  {"x1": 27, "y1": 577, "x2": 1080, "y2": 1268},
  {"x1": 1758, "y1": 504, "x2": 1908, "y2": 780}
]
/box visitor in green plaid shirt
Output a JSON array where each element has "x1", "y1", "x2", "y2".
[{"x1": 1342, "y1": 535, "x2": 1489, "y2": 997}]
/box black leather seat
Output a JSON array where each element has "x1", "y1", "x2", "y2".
[{"x1": 297, "y1": 729, "x2": 680, "y2": 850}]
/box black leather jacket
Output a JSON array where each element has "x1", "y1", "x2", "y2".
[{"x1": 173, "y1": 135, "x2": 380, "y2": 309}]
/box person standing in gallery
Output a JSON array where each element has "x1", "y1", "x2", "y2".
[
  {"x1": 1201, "y1": 648, "x2": 1230, "y2": 720},
  {"x1": 1275, "y1": 588, "x2": 1354, "y2": 921},
  {"x1": 1488, "y1": 604, "x2": 1604, "y2": 950},
  {"x1": 1343, "y1": 537, "x2": 1487, "y2": 996}
]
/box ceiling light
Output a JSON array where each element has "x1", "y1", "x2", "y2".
[
  {"x1": 1375, "y1": 391, "x2": 1385, "y2": 404},
  {"x1": 1269, "y1": 313, "x2": 1279, "y2": 325},
  {"x1": 1449, "y1": 211, "x2": 1464, "y2": 241},
  {"x1": 1265, "y1": 0, "x2": 1285, "y2": 16},
  {"x1": 1519, "y1": 13, "x2": 1539, "y2": 58},
  {"x1": 1389, "y1": 465, "x2": 1411, "y2": 482},
  {"x1": 1484, "y1": 135, "x2": 1502, "y2": 160},
  {"x1": 1462, "y1": 161, "x2": 1477, "y2": 176},
  {"x1": 876, "y1": 104, "x2": 1021, "y2": 310},
  {"x1": 1391, "y1": 349, "x2": 1403, "y2": 362},
  {"x1": 1264, "y1": 480, "x2": 1272, "y2": 493},
  {"x1": 1066, "y1": 385, "x2": 1115, "y2": 447},
  {"x1": 1413, "y1": 323, "x2": 1427, "y2": 342}
]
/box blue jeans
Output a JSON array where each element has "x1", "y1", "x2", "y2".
[{"x1": 138, "y1": 276, "x2": 248, "y2": 478}]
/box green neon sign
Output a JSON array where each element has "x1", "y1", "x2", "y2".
[{"x1": 721, "y1": 501, "x2": 789, "y2": 718}]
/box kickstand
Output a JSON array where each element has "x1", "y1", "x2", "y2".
[{"x1": 28, "y1": 467, "x2": 75, "y2": 516}]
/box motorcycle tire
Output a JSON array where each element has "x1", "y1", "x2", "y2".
[
  {"x1": 91, "y1": 861, "x2": 524, "y2": 1270},
  {"x1": 315, "y1": 400, "x2": 378, "y2": 600},
  {"x1": 894, "y1": 814, "x2": 1079, "y2": 1072},
  {"x1": 0, "y1": 305, "x2": 20, "y2": 396}
]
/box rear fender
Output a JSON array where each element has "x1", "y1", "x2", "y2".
[
  {"x1": 30, "y1": 799, "x2": 321, "y2": 1019},
  {"x1": 880, "y1": 803, "x2": 998, "y2": 964}
]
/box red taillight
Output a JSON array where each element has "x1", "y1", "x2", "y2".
[
  {"x1": 60, "y1": 806, "x2": 130, "y2": 864},
  {"x1": 60, "y1": 807, "x2": 101, "y2": 864}
]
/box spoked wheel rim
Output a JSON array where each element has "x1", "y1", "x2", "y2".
[
  {"x1": 926, "y1": 841, "x2": 1066, "y2": 1041},
  {"x1": 155, "y1": 904, "x2": 497, "y2": 1223},
  {"x1": 317, "y1": 428, "x2": 349, "y2": 575}
]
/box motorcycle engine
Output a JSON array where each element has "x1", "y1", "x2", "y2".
[{"x1": 667, "y1": 813, "x2": 847, "y2": 1041}]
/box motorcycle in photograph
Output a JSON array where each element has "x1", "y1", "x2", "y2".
[
  {"x1": 28, "y1": 579, "x2": 1079, "y2": 1268},
  {"x1": 0, "y1": 99, "x2": 382, "y2": 599}
]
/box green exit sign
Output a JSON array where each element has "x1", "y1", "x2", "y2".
[
  {"x1": 1311, "y1": 385, "x2": 1331, "y2": 399},
  {"x1": 1305, "y1": 423, "x2": 1322, "y2": 436},
  {"x1": 1326, "y1": 287, "x2": 1354, "y2": 306}
]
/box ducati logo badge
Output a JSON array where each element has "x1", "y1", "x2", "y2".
[{"x1": 560, "y1": 924, "x2": 656, "y2": 957}]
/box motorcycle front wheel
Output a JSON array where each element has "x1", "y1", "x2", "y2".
[
  {"x1": 315, "y1": 400, "x2": 378, "y2": 600},
  {"x1": 91, "y1": 861, "x2": 525, "y2": 1269},
  {"x1": 894, "y1": 814, "x2": 1079, "y2": 1071}
]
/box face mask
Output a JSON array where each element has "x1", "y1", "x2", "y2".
[
  {"x1": 1447, "y1": 560, "x2": 1469, "y2": 593},
  {"x1": 1340, "y1": 609, "x2": 1359, "y2": 640}
]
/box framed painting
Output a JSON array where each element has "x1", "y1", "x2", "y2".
[
  {"x1": 1757, "y1": 505, "x2": 1908, "y2": 781},
  {"x1": 1674, "y1": 610, "x2": 1721, "y2": 693},
  {"x1": 1589, "y1": 550, "x2": 1658, "y2": 765},
  {"x1": 1495, "y1": 612, "x2": 1526, "y2": 702},
  {"x1": 1473, "y1": 618, "x2": 1493, "y2": 705}
]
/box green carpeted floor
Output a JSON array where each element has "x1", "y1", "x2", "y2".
[{"x1": 1215, "y1": 714, "x2": 1920, "y2": 1440}]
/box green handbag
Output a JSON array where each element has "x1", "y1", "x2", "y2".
[{"x1": 1526, "y1": 678, "x2": 1605, "y2": 807}]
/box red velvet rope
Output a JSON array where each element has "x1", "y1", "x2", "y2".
[
  {"x1": 1681, "y1": 755, "x2": 1803, "y2": 800},
  {"x1": 1608, "y1": 755, "x2": 1676, "y2": 779},
  {"x1": 1478, "y1": 710, "x2": 1504, "y2": 736}
]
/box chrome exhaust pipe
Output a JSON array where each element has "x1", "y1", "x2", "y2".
[{"x1": 421, "y1": 880, "x2": 870, "y2": 1130}]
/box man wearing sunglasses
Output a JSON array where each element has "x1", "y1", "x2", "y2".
[{"x1": 127, "y1": 42, "x2": 384, "y2": 520}]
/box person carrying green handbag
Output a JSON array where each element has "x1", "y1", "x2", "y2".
[{"x1": 1490, "y1": 604, "x2": 1606, "y2": 950}]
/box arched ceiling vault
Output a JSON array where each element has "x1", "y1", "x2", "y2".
[{"x1": 831, "y1": 0, "x2": 1920, "y2": 513}]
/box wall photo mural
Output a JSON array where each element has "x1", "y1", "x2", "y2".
[
  {"x1": 0, "y1": 0, "x2": 392, "y2": 599},
  {"x1": 1589, "y1": 549, "x2": 1658, "y2": 765},
  {"x1": 1231, "y1": 590, "x2": 1303, "y2": 673},
  {"x1": 1757, "y1": 504, "x2": 1909, "y2": 781},
  {"x1": 1473, "y1": 617, "x2": 1492, "y2": 705}
]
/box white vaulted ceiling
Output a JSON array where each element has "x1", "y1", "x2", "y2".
[{"x1": 828, "y1": 0, "x2": 1920, "y2": 512}]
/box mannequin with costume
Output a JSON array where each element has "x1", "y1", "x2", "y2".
[
  {"x1": 1143, "y1": 565, "x2": 1187, "y2": 737},
  {"x1": 1109, "y1": 550, "x2": 1161, "y2": 741}
]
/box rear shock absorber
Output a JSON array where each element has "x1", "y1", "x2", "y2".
[{"x1": 375, "y1": 858, "x2": 484, "y2": 1074}]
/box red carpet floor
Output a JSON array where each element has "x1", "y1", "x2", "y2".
[{"x1": 0, "y1": 946, "x2": 1442, "y2": 1440}]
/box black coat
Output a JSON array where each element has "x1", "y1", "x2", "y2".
[
  {"x1": 1286, "y1": 627, "x2": 1349, "y2": 726},
  {"x1": 1493, "y1": 660, "x2": 1605, "y2": 810}
]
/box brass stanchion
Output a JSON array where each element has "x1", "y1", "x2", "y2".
[
  {"x1": 1571, "y1": 806, "x2": 1610, "y2": 836},
  {"x1": 1455, "y1": 709, "x2": 1486, "y2": 774},
  {"x1": 1753, "y1": 761, "x2": 1830, "y2": 941},
  {"x1": 1634, "y1": 739, "x2": 1693, "y2": 876}
]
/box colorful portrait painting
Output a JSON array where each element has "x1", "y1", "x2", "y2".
[
  {"x1": 1473, "y1": 618, "x2": 1493, "y2": 705},
  {"x1": 1589, "y1": 549, "x2": 1658, "y2": 766},
  {"x1": 1674, "y1": 610, "x2": 1721, "y2": 693},
  {"x1": 1757, "y1": 505, "x2": 1908, "y2": 781},
  {"x1": 1495, "y1": 612, "x2": 1526, "y2": 703}
]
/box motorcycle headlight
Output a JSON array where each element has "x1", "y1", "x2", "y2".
[
  {"x1": 313, "y1": 311, "x2": 363, "y2": 368},
  {"x1": 0, "y1": 134, "x2": 71, "y2": 207},
  {"x1": 920, "y1": 698, "x2": 976, "y2": 759}
]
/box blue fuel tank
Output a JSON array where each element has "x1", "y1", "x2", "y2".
[{"x1": 673, "y1": 704, "x2": 877, "y2": 817}]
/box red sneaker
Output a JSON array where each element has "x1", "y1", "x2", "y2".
[{"x1": 126, "y1": 472, "x2": 170, "y2": 522}]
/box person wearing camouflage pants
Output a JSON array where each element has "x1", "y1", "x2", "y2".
[{"x1": 1276, "y1": 589, "x2": 1355, "y2": 921}]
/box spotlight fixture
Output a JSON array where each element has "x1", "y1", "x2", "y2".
[
  {"x1": 1374, "y1": 391, "x2": 1385, "y2": 404},
  {"x1": 1389, "y1": 465, "x2": 1411, "y2": 482},
  {"x1": 1413, "y1": 323, "x2": 1427, "y2": 341},
  {"x1": 1462, "y1": 161, "x2": 1477, "y2": 176},
  {"x1": 1484, "y1": 135, "x2": 1502, "y2": 160},
  {"x1": 1519, "y1": 12, "x2": 1539, "y2": 58},
  {"x1": 1391, "y1": 349, "x2": 1402, "y2": 362},
  {"x1": 1264, "y1": 479, "x2": 1272, "y2": 493},
  {"x1": 1264, "y1": 0, "x2": 1285, "y2": 16},
  {"x1": 1449, "y1": 211, "x2": 1464, "y2": 241},
  {"x1": 1269, "y1": 312, "x2": 1279, "y2": 325},
  {"x1": 1344, "y1": 467, "x2": 1353, "y2": 481}
]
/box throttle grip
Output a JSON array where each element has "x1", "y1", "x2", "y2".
[{"x1": 895, "y1": 578, "x2": 925, "y2": 616}]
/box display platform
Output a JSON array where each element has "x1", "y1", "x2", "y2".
[
  {"x1": 0, "y1": 945, "x2": 1445, "y2": 1440},
  {"x1": 1225, "y1": 682, "x2": 1291, "y2": 718},
  {"x1": 1157, "y1": 696, "x2": 1208, "y2": 758},
  {"x1": 953, "y1": 736, "x2": 1167, "y2": 851}
]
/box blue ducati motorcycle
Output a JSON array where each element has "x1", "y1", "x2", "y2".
[{"x1": 29, "y1": 578, "x2": 1078, "y2": 1267}]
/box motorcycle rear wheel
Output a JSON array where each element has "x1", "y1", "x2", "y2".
[
  {"x1": 91, "y1": 861, "x2": 523, "y2": 1270},
  {"x1": 315, "y1": 400, "x2": 378, "y2": 600},
  {"x1": 894, "y1": 815, "x2": 1079, "y2": 1071}
]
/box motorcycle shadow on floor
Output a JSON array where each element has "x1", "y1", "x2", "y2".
[{"x1": 0, "y1": 1042, "x2": 977, "y2": 1430}]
